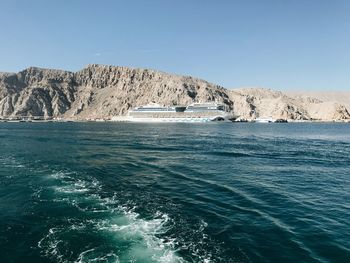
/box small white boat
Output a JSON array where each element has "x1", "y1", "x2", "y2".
[{"x1": 255, "y1": 116, "x2": 275, "y2": 123}]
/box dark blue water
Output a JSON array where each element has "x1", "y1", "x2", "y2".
[{"x1": 0, "y1": 122, "x2": 349, "y2": 263}]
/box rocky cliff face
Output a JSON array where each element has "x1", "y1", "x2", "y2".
[
  {"x1": 0, "y1": 64, "x2": 349, "y2": 121},
  {"x1": 286, "y1": 91, "x2": 350, "y2": 110},
  {"x1": 0, "y1": 67, "x2": 76, "y2": 118},
  {"x1": 228, "y1": 88, "x2": 350, "y2": 120}
]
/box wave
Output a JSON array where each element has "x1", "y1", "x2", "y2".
[
  {"x1": 75, "y1": 248, "x2": 119, "y2": 263},
  {"x1": 0, "y1": 156, "x2": 25, "y2": 169}
]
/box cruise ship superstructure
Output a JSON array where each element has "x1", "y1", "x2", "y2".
[{"x1": 126, "y1": 102, "x2": 232, "y2": 122}]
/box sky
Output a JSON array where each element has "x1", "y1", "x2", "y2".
[{"x1": 0, "y1": 0, "x2": 349, "y2": 91}]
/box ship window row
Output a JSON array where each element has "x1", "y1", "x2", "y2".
[
  {"x1": 186, "y1": 106, "x2": 224, "y2": 111},
  {"x1": 136, "y1": 108, "x2": 174, "y2": 112}
]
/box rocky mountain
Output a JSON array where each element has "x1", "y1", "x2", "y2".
[
  {"x1": 228, "y1": 88, "x2": 350, "y2": 121},
  {"x1": 0, "y1": 65, "x2": 231, "y2": 119},
  {"x1": 0, "y1": 64, "x2": 349, "y2": 121},
  {"x1": 286, "y1": 91, "x2": 350, "y2": 110}
]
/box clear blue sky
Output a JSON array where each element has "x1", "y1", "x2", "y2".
[{"x1": 1, "y1": 0, "x2": 349, "y2": 90}]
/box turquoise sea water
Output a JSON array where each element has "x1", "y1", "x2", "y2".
[{"x1": 0, "y1": 122, "x2": 349, "y2": 263}]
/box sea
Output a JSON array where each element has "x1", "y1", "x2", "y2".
[{"x1": 0, "y1": 122, "x2": 349, "y2": 263}]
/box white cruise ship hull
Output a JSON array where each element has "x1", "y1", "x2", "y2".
[{"x1": 126, "y1": 115, "x2": 230, "y2": 123}]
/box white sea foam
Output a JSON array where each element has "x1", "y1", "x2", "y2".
[
  {"x1": 96, "y1": 207, "x2": 184, "y2": 263},
  {"x1": 75, "y1": 248, "x2": 119, "y2": 263},
  {"x1": 54, "y1": 185, "x2": 90, "y2": 194},
  {"x1": 38, "y1": 171, "x2": 186, "y2": 263},
  {"x1": 49, "y1": 171, "x2": 73, "y2": 179},
  {"x1": 38, "y1": 227, "x2": 65, "y2": 262}
]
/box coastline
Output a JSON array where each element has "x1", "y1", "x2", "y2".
[{"x1": 1, "y1": 117, "x2": 349, "y2": 123}]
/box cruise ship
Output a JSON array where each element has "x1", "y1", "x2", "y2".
[{"x1": 125, "y1": 102, "x2": 232, "y2": 122}]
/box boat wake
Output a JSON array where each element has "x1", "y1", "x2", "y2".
[
  {"x1": 1, "y1": 156, "x2": 233, "y2": 262},
  {"x1": 37, "y1": 171, "x2": 185, "y2": 263}
]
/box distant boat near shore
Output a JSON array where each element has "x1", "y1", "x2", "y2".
[
  {"x1": 255, "y1": 116, "x2": 275, "y2": 123},
  {"x1": 254, "y1": 117, "x2": 289, "y2": 123}
]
